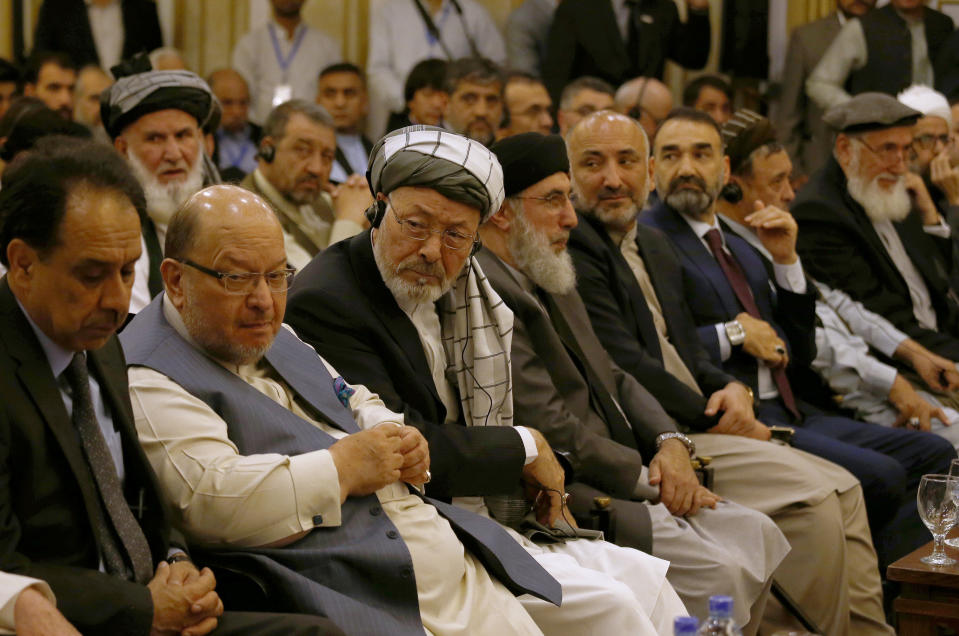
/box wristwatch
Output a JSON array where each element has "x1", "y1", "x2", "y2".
[
  {"x1": 724, "y1": 319, "x2": 746, "y2": 347},
  {"x1": 166, "y1": 552, "x2": 191, "y2": 565},
  {"x1": 655, "y1": 431, "x2": 696, "y2": 457}
]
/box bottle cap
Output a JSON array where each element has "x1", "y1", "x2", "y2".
[
  {"x1": 709, "y1": 595, "x2": 734, "y2": 618},
  {"x1": 674, "y1": 615, "x2": 699, "y2": 634}
]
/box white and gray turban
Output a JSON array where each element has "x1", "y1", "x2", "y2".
[
  {"x1": 367, "y1": 125, "x2": 505, "y2": 223},
  {"x1": 101, "y1": 70, "x2": 217, "y2": 140}
]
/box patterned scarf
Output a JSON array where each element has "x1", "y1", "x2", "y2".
[{"x1": 440, "y1": 257, "x2": 514, "y2": 429}]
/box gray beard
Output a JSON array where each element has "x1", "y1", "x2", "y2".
[
  {"x1": 126, "y1": 150, "x2": 205, "y2": 229},
  {"x1": 509, "y1": 210, "x2": 576, "y2": 295},
  {"x1": 372, "y1": 232, "x2": 454, "y2": 305},
  {"x1": 846, "y1": 153, "x2": 911, "y2": 223},
  {"x1": 180, "y1": 300, "x2": 273, "y2": 366}
]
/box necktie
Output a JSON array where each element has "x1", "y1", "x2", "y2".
[
  {"x1": 536, "y1": 289, "x2": 639, "y2": 450},
  {"x1": 625, "y1": 0, "x2": 642, "y2": 75},
  {"x1": 703, "y1": 229, "x2": 800, "y2": 419},
  {"x1": 63, "y1": 353, "x2": 154, "y2": 583}
]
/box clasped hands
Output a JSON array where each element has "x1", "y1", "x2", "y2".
[
  {"x1": 329, "y1": 424, "x2": 431, "y2": 502},
  {"x1": 148, "y1": 560, "x2": 223, "y2": 636}
]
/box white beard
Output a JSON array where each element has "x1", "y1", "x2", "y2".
[
  {"x1": 509, "y1": 208, "x2": 576, "y2": 295},
  {"x1": 372, "y1": 231, "x2": 456, "y2": 305},
  {"x1": 846, "y1": 152, "x2": 911, "y2": 223},
  {"x1": 126, "y1": 150, "x2": 204, "y2": 229}
]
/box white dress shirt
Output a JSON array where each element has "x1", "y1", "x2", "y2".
[
  {"x1": 0, "y1": 572, "x2": 55, "y2": 634},
  {"x1": 704, "y1": 215, "x2": 806, "y2": 399},
  {"x1": 232, "y1": 20, "x2": 341, "y2": 125},
  {"x1": 366, "y1": 0, "x2": 506, "y2": 138},
  {"x1": 86, "y1": 0, "x2": 123, "y2": 71},
  {"x1": 871, "y1": 218, "x2": 939, "y2": 330}
]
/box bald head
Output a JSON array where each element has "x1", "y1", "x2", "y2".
[
  {"x1": 567, "y1": 110, "x2": 649, "y2": 156},
  {"x1": 567, "y1": 111, "x2": 651, "y2": 232},
  {"x1": 614, "y1": 77, "x2": 673, "y2": 139},
  {"x1": 165, "y1": 184, "x2": 281, "y2": 261},
  {"x1": 207, "y1": 69, "x2": 251, "y2": 133},
  {"x1": 162, "y1": 184, "x2": 289, "y2": 366}
]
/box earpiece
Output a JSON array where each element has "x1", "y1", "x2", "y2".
[
  {"x1": 720, "y1": 183, "x2": 743, "y2": 204},
  {"x1": 258, "y1": 143, "x2": 275, "y2": 163},
  {"x1": 366, "y1": 199, "x2": 388, "y2": 228},
  {"x1": 470, "y1": 238, "x2": 482, "y2": 257}
]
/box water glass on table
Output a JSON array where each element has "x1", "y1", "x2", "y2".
[
  {"x1": 947, "y1": 459, "x2": 959, "y2": 549},
  {"x1": 918, "y1": 473, "x2": 959, "y2": 566}
]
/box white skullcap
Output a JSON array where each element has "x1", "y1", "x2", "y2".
[{"x1": 897, "y1": 85, "x2": 952, "y2": 128}]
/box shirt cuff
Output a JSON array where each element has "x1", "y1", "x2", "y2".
[
  {"x1": 923, "y1": 218, "x2": 951, "y2": 238},
  {"x1": 773, "y1": 258, "x2": 807, "y2": 293},
  {"x1": 714, "y1": 323, "x2": 732, "y2": 361},
  {"x1": 514, "y1": 426, "x2": 539, "y2": 465},
  {"x1": 166, "y1": 547, "x2": 187, "y2": 560},
  {"x1": 288, "y1": 449, "x2": 342, "y2": 530},
  {"x1": 0, "y1": 576, "x2": 55, "y2": 633},
  {"x1": 860, "y1": 357, "x2": 900, "y2": 396}
]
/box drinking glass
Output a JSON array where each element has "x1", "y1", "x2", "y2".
[
  {"x1": 947, "y1": 459, "x2": 959, "y2": 548},
  {"x1": 917, "y1": 474, "x2": 959, "y2": 566}
]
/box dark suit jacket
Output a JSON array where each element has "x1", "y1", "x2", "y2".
[
  {"x1": 0, "y1": 279, "x2": 171, "y2": 635},
  {"x1": 477, "y1": 248, "x2": 677, "y2": 502},
  {"x1": 542, "y1": 0, "x2": 710, "y2": 102},
  {"x1": 791, "y1": 157, "x2": 959, "y2": 360},
  {"x1": 568, "y1": 214, "x2": 736, "y2": 431},
  {"x1": 639, "y1": 202, "x2": 817, "y2": 397},
  {"x1": 32, "y1": 0, "x2": 162, "y2": 68},
  {"x1": 775, "y1": 13, "x2": 841, "y2": 179},
  {"x1": 284, "y1": 231, "x2": 526, "y2": 500}
]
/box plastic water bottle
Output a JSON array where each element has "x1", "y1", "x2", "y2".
[
  {"x1": 696, "y1": 595, "x2": 743, "y2": 635},
  {"x1": 674, "y1": 615, "x2": 700, "y2": 635}
]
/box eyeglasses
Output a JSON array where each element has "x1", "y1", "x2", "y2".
[
  {"x1": 853, "y1": 136, "x2": 912, "y2": 164},
  {"x1": 177, "y1": 259, "x2": 296, "y2": 295},
  {"x1": 913, "y1": 133, "x2": 953, "y2": 151},
  {"x1": 512, "y1": 192, "x2": 574, "y2": 211},
  {"x1": 389, "y1": 207, "x2": 478, "y2": 251}
]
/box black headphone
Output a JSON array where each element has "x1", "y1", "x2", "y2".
[
  {"x1": 720, "y1": 182, "x2": 743, "y2": 204},
  {"x1": 258, "y1": 142, "x2": 275, "y2": 163},
  {"x1": 367, "y1": 198, "x2": 482, "y2": 256}
]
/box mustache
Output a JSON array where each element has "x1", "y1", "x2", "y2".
[
  {"x1": 395, "y1": 258, "x2": 445, "y2": 280},
  {"x1": 667, "y1": 175, "x2": 708, "y2": 194},
  {"x1": 597, "y1": 185, "x2": 631, "y2": 199}
]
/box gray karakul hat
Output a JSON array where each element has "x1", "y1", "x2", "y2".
[{"x1": 822, "y1": 92, "x2": 921, "y2": 134}]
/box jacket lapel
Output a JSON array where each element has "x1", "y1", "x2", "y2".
[
  {"x1": 653, "y1": 207, "x2": 741, "y2": 317},
  {"x1": 0, "y1": 281, "x2": 107, "y2": 541}
]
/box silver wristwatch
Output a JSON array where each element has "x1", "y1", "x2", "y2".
[
  {"x1": 724, "y1": 319, "x2": 746, "y2": 346},
  {"x1": 655, "y1": 431, "x2": 696, "y2": 456}
]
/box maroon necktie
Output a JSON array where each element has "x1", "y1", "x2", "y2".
[{"x1": 704, "y1": 229, "x2": 799, "y2": 419}]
